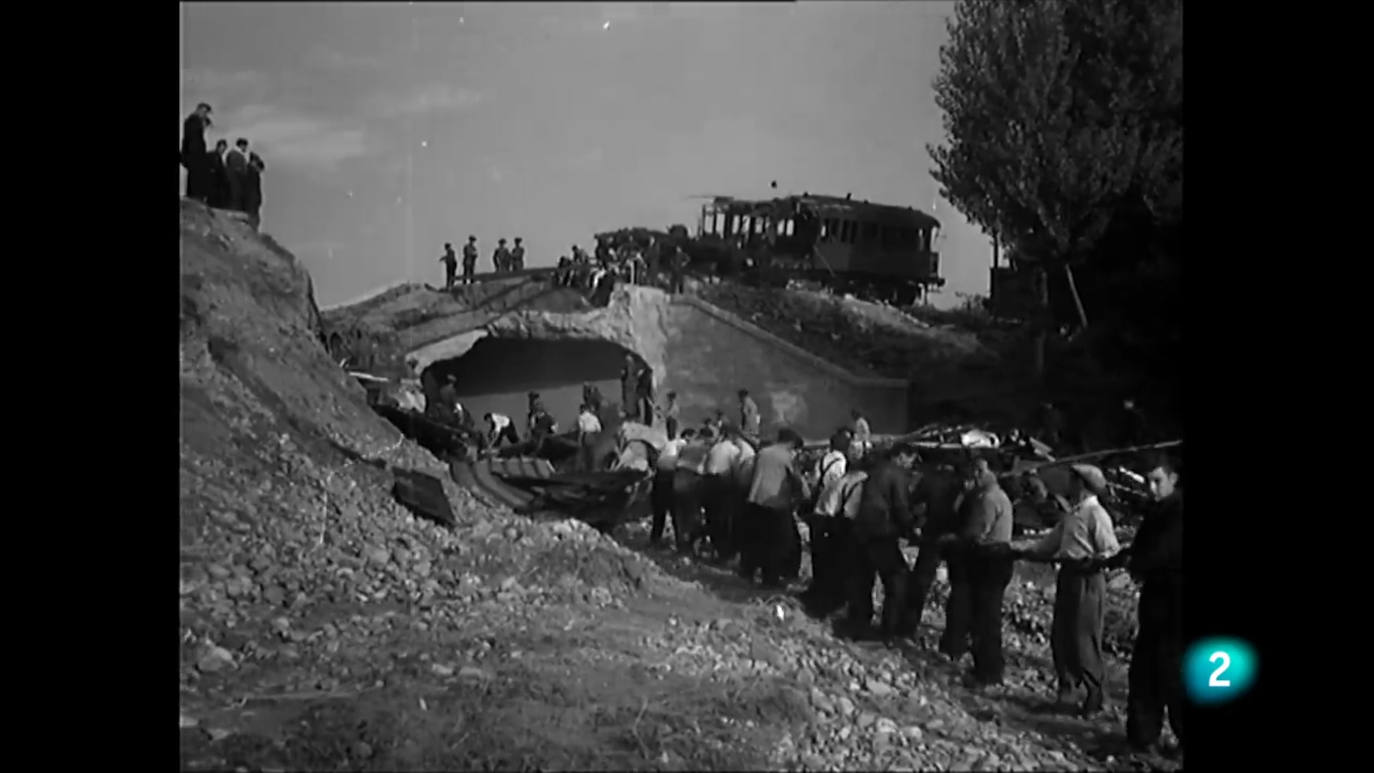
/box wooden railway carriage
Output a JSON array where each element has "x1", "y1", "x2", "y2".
[{"x1": 695, "y1": 194, "x2": 944, "y2": 304}]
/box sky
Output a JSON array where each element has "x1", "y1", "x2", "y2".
[{"x1": 180, "y1": 1, "x2": 995, "y2": 309}]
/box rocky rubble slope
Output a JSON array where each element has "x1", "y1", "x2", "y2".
[{"x1": 178, "y1": 201, "x2": 1175, "y2": 771}]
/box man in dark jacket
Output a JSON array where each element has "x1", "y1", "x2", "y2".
[
  {"x1": 635, "y1": 364, "x2": 655, "y2": 425},
  {"x1": 440, "y1": 243, "x2": 458, "y2": 290},
  {"x1": 899, "y1": 462, "x2": 966, "y2": 637},
  {"x1": 510, "y1": 237, "x2": 527, "y2": 272},
  {"x1": 462, "y1": 236, "x2": 478, "y2": 284},
  {"x1": 619, "y1": 354, "x2": 641, "y2": 422},
  {"x1": 837, "y1": 442, "x2": 918, "y2": 641},
  {"x1": 941, "y1": 457, "x2": 1016, "y2": 686},
  {"x1": 226, "y1": 138, "x2": 251, "y2": 211},
  {"x1": 244, "y1": 149, "x2": 266, "y2": 229},
  {"x1": 181, "y1": 103, "x2": 213, "y2": 201},
  {"x1": 208, "y1": 140, "x2": 231, "y2": 208},
  {"x1": 1105, "y1": 454, "x2": 1184, "y2": 754},
  {"x1": 493, "y1": 238, "x2": 511, "y2": 273}
]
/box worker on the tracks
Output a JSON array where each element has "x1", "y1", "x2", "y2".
[
  {"x1": 672, "y1": 426, "x2": 713, "y2": 555},
  {"x1": 619, "y1": 354, "x2": 641, "y2": 422},
  {"x1": 440, "y1": 243, "x2": 458, "y2": 290},
  {"x1": 510, "y1": 237, "x2": 526, "y2": 272},
  {"x1": 802, "y1": 439, "x2": 868, "y2": 618},
  {"x1": 740, "y1": 428, "x2": 810, "y2": 588},
  {"x1": 1013, "y1": 463, "x2": 1121, "y2": 716},
  {"x1": 576, "y1": 403, "x2": 603, "y2": 471},
  {"x1": 738, "y1": 389, "x2": 761, "y2": 444},
  {"x1": 899, "y1": 460, "x2": 966, "y2": 638},
  {"x1": 837, "y1": 442, "x2": 916, "y2": 642},
  {"x1": 662, "y1": 391, "x2": 681, "y2": 440},
  {"x1": 484, "y1": 412, "x2": 519, "y2": 448},
  {"x1": 1104, "y1": 453, "x2": 1184, "y2": 755},
  {"x1": 850, "y1": 409, "x2": 873, "y2": 457},
  {"x1": 942, "y1": 457, "x2": 1015, "y2": 687},
  {"x1": 493, "y1": 238, "x2": 511, "y2": 274},
  {"x1": 703, "y1": 423, "x2": 748, "y2": 561},
  {"x1": 582, "y1": 382, "x2": 604, "y2": 419},
  {"x1": 462, "y1": 236, "x2": 478, "y2": 284},
  {"x1": 650, "y1": 428, "x2": 693, "y2": 548}
]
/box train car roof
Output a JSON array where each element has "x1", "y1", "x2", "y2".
[{"x1": 705, "y1": 194, "x2": 940, "y2": 228}]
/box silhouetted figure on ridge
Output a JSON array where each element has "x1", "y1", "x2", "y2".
[
  {"x1": 181, "y1": 102, "x2": 213, "y2": 202},
  {"x1": 208, "y1": 139, "x2": 231, "y2": 209},
  {"x1": 226, "y1": 138, "x2": 250, "y2": 212}
]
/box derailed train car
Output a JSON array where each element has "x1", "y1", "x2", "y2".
[{"x1": 694, "y1": 194, "x2": 945, "y2": 305}]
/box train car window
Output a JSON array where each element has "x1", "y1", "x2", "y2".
[{"x1": 866, "y1": 222, "x2": 880, "y2": 241}]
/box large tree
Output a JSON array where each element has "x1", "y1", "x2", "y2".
[{"x1": 928, "y1": 0, "x2": 1182, "y2": 372}]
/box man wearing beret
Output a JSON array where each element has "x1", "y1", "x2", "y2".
[{"x1": 1013, "y1": 463, "x2": 1122, "y2": 716}]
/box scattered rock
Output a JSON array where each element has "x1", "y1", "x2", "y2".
[
  {"x1": 195, "y1": 645, "x2": 235, "y2": 673},
  {"x1": 864, "y1": 678, "x2": 895, "y2": 697}
]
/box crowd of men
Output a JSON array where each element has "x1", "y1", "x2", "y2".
[
  {"x1": 638, "y1": 401, "x2": 1181, "y2": 758},
  {"x1": 436, "y1": 232, "x2": 694, "y2": 297},
  {"x1": 384, "y1": 349, "x2": 1180, "y2": 755},
  {"x1": 180, "y1": 103, "x2": 268, "y2": 228}
]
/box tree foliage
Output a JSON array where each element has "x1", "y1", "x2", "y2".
[
  {"x1": 927, "y1": 0, "x2": 1182, "y2": 398},
  {"x1": 929, "y1": 0, "x2": 1181, "y2": 269}
]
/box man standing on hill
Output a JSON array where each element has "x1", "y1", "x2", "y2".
[
  {"x1": 510, "y1": 237, "x2": 526, "y2": 272},
  {"x1": 493, "y1": 238, "x2": 511, "y2": 274},
  {"x1": 440, "y1": 243, "x2": 458, "y2": 290},
  {"x1": 462, "y1": 236, "x2": 478, "y2": 284},
  {"x1": 244, "y1": 149, "x2": 266, "y2": 230},
  {"x1": 226, "y1": 138, "x2": 251, "y2": 212},
  {"x1": 208, "y1": 140, "x2": 231, "y2": 208},
  {"x1": 181, "y1": 102, "x2": 213, "y2": 202}
]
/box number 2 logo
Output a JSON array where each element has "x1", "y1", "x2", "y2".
[
  {"x1": 1186, "y1": 638, "x2": 1255, "y2": 704},
  {"x1": 1208, "y1": 650, "x2": 1231, "y2": 687}
]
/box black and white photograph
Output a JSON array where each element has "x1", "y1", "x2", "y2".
[{"x1": 180, "y1": 2, "x2": 1187, "y2": 769}]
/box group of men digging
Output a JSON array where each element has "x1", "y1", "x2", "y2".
[
  {"x1": 180, "y1": 103, "x2": 267, "y2": 228},
  {"x1": 645, "y1": 406, "x2": 1183, "y2": 757}
]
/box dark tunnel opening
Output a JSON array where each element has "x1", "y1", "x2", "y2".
[{"x1": 425, "y1": 338, "x2": 639, "y2": 429}]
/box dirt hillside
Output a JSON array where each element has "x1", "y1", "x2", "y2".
[{"x1": 179, "y1": 200, "x2": 1175, "y2": 771}]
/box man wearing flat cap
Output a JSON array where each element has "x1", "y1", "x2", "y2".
[{"x1": 1013, "y1": 463, "x2": 1121, "y2": 717}]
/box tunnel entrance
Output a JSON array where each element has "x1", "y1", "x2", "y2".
[{"x1": 426, "y1": 338, "x2": 638, "y2": 429}]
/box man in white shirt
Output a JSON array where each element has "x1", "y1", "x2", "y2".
[
  {"x1": 1013, "y1": 463, "x2": 1121, "y2": 715},
  {"x1": 703, "y1": 425, "x2": 747, "y2": 561},
  {"x1": 812, "y1": 431, "x2": 850, "y2": 495},
  {"x1": 484, "y1": 412, "x2": 519, "y2": 450},
  {"x1": 649, "y1": 429, "x2": 693, "y2": 547},
  {"x1": 576, "y1": 403, "x2": 603, "y2": 471},
  {"x1": 802, "y1": 446, "x2": 868, "y2": 616}
]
